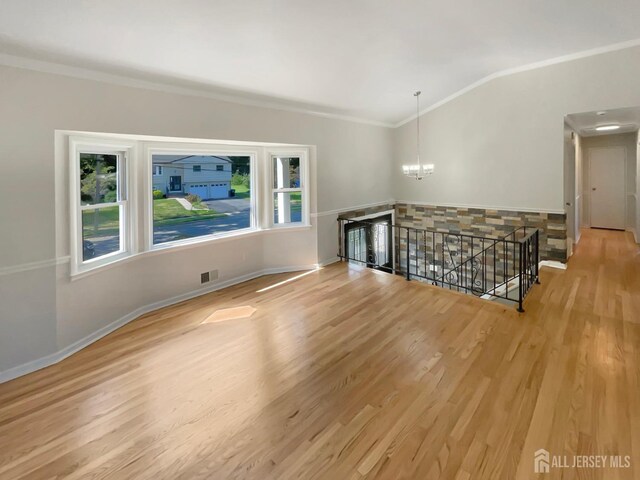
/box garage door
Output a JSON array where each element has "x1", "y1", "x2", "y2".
[
  {"x1": 188, "y1": 184, "x2": 209, "y2": 199},
  {"x1": 210, "y1": 183, "x2": 228, "y2": 199}
]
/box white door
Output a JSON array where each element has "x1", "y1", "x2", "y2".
[
  {"x1": 189, "y1": 184, "x2": 209, "y2": 199},
  {"x1": 589, "y1": 146, "x2": 625, "y2": 230},
  {"x1": 210, "y1": 183, "x2": 228, "y2": 199}
]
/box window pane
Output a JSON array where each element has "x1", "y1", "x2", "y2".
[
  {"x1": 82, "y1": 206, "x2": 121, "y2": 260},
  {"x1": 273, "y1": 192, "x2": 302, "y2": 224},
  {"x1": 152, "y1": 154, "x2": 252, "y2": 244},
  {"x1": 80, "y1": 153, "x2": 118, "y2": 205},
  {"x1": 273, "y1": 157, "x2": 300, "y2": 189}
]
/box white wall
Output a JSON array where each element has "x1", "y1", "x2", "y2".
[
  {"x1": 0, "y1": 63, "x2": 393, "y2": 378},
  {"x1": 393, "y1": 46, "x2": 640, "y2": 213},
  {"x1": 580, "y1": 132, "x2": 637, "y2": 232}
]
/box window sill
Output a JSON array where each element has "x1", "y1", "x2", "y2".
[
  {"x1": 69, "y1": 224, "x2": 313, "y2": 281},
  {"x1": 262, "y1": 223, "x2": 312, "y2": 233}
]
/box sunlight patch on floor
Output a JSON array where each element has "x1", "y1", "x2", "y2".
[
  {"x1": 256, "y1": 268, "x2": 320, "y2": 293},
  {"x1": 201, "y1": 305, "x2": 257, "y2": 324}
]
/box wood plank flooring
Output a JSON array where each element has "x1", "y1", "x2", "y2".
[{"x1": 0, "y1": 228, "x2": 638, "y2": 479}]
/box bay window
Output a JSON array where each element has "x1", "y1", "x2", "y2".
[{"x1": 69, "y1": 135, "x2": 310, "y2": 276}]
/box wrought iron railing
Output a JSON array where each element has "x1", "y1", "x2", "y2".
[{"x1": 337, "y1": 218, "x2": 540, "y2": 311}]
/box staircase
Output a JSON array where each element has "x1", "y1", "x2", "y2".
[{"x1": 338, "y1": 218, "x2": 540, "y2": 312}]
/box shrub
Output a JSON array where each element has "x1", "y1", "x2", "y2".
[
  {"x1": 186, "y1": 193, "x2": 202, "y2": 204},
  {"x1": 104, "y1": 190, "x2": 117, "y2": 203},
  {"x1": 152, "y1": 189, "x2": 164, "y2": 200},
  {"x1": 232, "y1": 172, "x2": 250, "y2": 187}
]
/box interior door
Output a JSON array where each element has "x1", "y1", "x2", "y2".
[{"x1": 589, "y1": 146, "x2": 625, "y2": 230}]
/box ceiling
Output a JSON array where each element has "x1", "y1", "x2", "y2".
[
  {"x1": 1, "y1": 0, "x2": 640, "y2": 125},
  {"x1": 566, "y1": 107, "x2": 640, "y2": 137}
]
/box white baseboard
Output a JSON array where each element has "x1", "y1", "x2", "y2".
[
  {"x1": 539, "y1": 260, "x2": 567, "y2": 270},
  {"x1": 319, "y1": 256, "x2": 340, "y2": 267},
  {"x1": 0, "y1": 264, "x2": 318, "y2": 384}
]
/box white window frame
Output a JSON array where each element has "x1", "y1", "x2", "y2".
[
  {"x1": 268, "y1": 149, "x2": 310, "y2": 228},
  {"x1": 153, "y1": 165, "x2": 162, "y2": 176},
  {"x1": 69, "y1": 137, "x2": 136, "y2": 276},
  {"x1": 144, "y1": 142, "x2": 259, "y2": 250}
]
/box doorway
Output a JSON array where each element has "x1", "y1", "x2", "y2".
[
  {"x1": 344, "y1": 213, "x2": 393, "y2": 273},
  {"x1": 588, "y1": 146, "x2": 626, "y2": 230},
  {"x1": 169, "y1": 175, "x2": 182, "y2": 192}
]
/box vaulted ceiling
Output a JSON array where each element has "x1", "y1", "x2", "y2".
[{"x1": 1, "y1": 0, "x2": 639, "y2": 125}]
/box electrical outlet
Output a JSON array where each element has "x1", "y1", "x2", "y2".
[{"x1": 200, "y1": 272, "x2": 210, "y2": 284}]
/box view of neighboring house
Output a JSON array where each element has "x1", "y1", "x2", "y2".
[{"x1": 152, "y1": 155, "x2": 233, "y2": 199}]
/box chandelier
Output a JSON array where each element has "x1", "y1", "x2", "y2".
[{"x1": 402, "y1": 91, "x2": 434, "y2": 180}]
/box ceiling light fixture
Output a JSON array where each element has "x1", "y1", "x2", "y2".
[
  {"x1": 402, "y1": 91, "x2": 434, "y2": 180},
  {"x1": 595, "y1": 124, "x2": 620, "y2": 131}
]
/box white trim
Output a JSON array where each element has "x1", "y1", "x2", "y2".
[
  {"x1": 267, "y1": 149, "x2": 311, "y2": 228},
  {"x1": 0, "y1": 264, "x2": 319, "y2": 384},
  {"x1": 394, "y1": 38, "x2": 640, "y2": 127},
  {"x1": 69, "y1": 137, "x2": 137, "y2": 276},
  {"x1": 0, "y1": 256, "x2": 70, "y2": 277},
  {"x1": 143, "y1": 142, "x2": 262, "y2": 251},
  {"x1": 394, "y1": 200, "x2": 565, "y2": 215},
  {"x1": 313, "y1": 199, "x2": 396, "y2": 218},
  {"x1": 318, "y1": 256, "x2": 340, "y2": 267},
  {"x1": 0, "y1": 53, "x2": 392, "y2": 128},
  {"x1": 4, "y1": 40, "x2": 640, "y2": 129},
  {"x1": 539, "y1": 260, "x2": 567, "y2": 270}
]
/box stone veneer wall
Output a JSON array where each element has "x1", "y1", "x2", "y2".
[{"x1": 394, "y1": 203, "x2": 567, "y2": 261}]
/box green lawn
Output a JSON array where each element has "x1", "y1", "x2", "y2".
[
  {"x1": 231, "y1": 183, "x2": 250, "y2": 199},
  {"x1": 82, "y1": 206, "x2": 120, "y2": 239},
  {"x1": 153, "y1": 198, "x2": 225, "y2": 225}
]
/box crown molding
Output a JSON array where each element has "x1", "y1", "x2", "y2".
[
  {"x1": 0, "y1": 53, "x2": 394, "y2": 128},
  {"x1": 2, "y1": 38, "x2": 640, "y2": 130},
  {"x1": 394, "y1": 38, "x2": 640, "y2": 128}
]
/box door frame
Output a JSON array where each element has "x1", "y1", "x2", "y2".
[
  {"x1": 344, "y1": 209, "x2": 396, "y2": 271},
  {"x1": 169, "y1": 175, "x2": 182, "y2": 192},
  {"x1": 587, "y1": 146, "x2": 627, "y2": 230}
]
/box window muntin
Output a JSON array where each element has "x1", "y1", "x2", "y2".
[
  {"x1": 75, "y1": 151, "x2": 127, "y2": 267},
  {"x1": 151, "y1": 154, "x2": 253, "y2": 245},
  {"x1": 272, "y1": 156, "x2": 304, "y2": 225}
]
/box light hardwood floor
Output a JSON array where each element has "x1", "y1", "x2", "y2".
[{"x1": 0, "y1": 228, "x2": 639, "y2": 479}]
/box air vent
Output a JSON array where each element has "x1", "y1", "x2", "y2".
[{"x1": 201, "y1": 272, "x2": 210, "y2": 284}]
